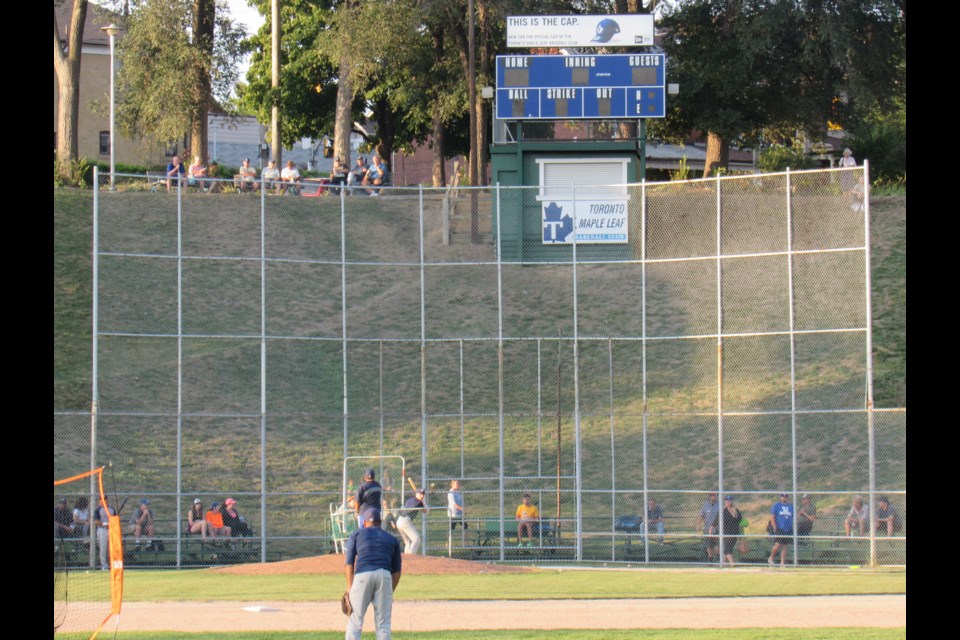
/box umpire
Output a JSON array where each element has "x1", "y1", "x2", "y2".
[{"x1": 345, "y1": 508, "x2": 402, "y2": 640}]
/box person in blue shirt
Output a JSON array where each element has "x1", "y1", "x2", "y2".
[
  {"x1": 165, "y1": 155, "x2": 186, "y2": 192},
  {"x1": 767, "y1": 492, "x2": 795, "y2": 567},
  {"x1": 363, "y1": 155, "x2": 386, "y2": 195},
  {"x1": 344, "y1": 508, "x2": 402, "y2": 640}
]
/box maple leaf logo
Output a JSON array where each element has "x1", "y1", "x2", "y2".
[{"x1": 543, "y1": 202, "x2": 573, "y2": 243}]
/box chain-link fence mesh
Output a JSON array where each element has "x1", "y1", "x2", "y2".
[{"x1": 54, "y1": 166, "x2": 903, "y2": 568}]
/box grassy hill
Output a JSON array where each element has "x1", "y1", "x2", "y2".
[{"x1": 54, "y1": 186, "x2": 905, "y2": 547}]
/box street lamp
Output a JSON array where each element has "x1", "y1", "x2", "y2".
[{"x1": 101, "y1": 23, "x2": 121, "y2": 190}]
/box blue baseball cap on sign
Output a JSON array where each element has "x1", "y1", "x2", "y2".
[{"x1": 592, "y1": 18, "x2": 621, "y2": 43}]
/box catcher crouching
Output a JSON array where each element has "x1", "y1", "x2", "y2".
[{"x1": 343, "y1": 508, "x2": 402, "y2": 639}]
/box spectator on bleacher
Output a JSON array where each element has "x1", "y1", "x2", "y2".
[
  {"x1": 844, "y1": 496, "x2": 868, "y2": 537},
  {"x1": 767, "y1": 492, "x2": 795, "y2": 568},
  {"x1": 205, "y1": 501, "x2": 231, "y2": 538},
  {"x1": 54, "y1": 498, "x2": 74, "y2": 538},
  {"x1": 221, "y1": 498, "x2": 253, "y2": 537},
  {"x1": 646, "y1": 497, "x2": 665, "y2": 545},
  {"x1": 165, "y1": 155, "x2": 186, "y2": 192},
  {"x1": 238, "y1": 158, "x2": 259, "y2": 193},
  {"x1": 447, "y1": 479, "x2": 467, "y2": 531},
  {"x1": 797, "y1": 494, "x2": 817, "y2": 538},
  {"x1": 94, "y1": 496, "x2": 116, "y2": 571},
  {"x1": 262, "y1": 160, "x2": 282, "y2": 195},
  {"x1": 699, "y1": 492, "x2": 720, "y2": 561},
  {"x1": 281, "y1": 160, "x2": 302, "y2": 195},
  {"x1": 515, "y1": 493, "x2": 540, "y2": 547},
  {"x1": 73, "y1": 497, "x2": 90, "y2": 538},
  {"x1": 129, "y1": 499, "x2": 157, "y2": 551},
  {"x1": 188, "y1": 155, "x2": 209, "y2": 191},
  {"x1": 875, "y1": 496, "x2": 902, "y2": 537},
  {"x1": 710, "y1": 495, "x2": 743, "y2": 566},
  {"x1": 207, "y1": 161, "x2": 222, "y2": 193},
  {"x1": 186, "y1": 498, "x2": 213, "y2": 539}
]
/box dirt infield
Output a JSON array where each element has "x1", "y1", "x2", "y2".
[
  {"x1": 59, "y1": 556, "x2": 905, "y2": 633},
  {"x1": 90, "y1": 595, "x2": 906, "y2": 633},
  {"x1": 211, "y1": 552, "x2": 534, "y2": 575}
]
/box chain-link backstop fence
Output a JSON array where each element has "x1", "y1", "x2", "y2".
[{"x1": 54, "y1": 165, "x2": 904, "y2": 568}]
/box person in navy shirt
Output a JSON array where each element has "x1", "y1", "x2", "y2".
[
  {"x1": 355, "y1": 468, "x2": 383, "y2": 527},
  {"x1": 344, "y1": 508, "x2": 401, "y2": 640},
  {"x1": 767, "y1": 492, "x2": 795, "y2": 567}
]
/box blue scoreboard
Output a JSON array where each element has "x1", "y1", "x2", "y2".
[{"x1": 495, "y1": 53, "x2": 665, "y2": 120}]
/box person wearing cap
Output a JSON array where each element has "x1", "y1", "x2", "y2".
[
  {"x1": 356, "y1": 469, "x2": 383, "y2": 527},
  {"x1": 875, "y1": 496, "x2": 902, "y2": 536},
  {"x1": 768, "y1": 492, "x2": 795, "y2": 567},
  {"x1": 344, "y1": 508, "x2": 402, "y2": 640},
  {"x1": 397, "y1": 488, "x2": 428, "y2": 554},
  {"x1": 221, "y1": 498, "x2": 253, "y2": 537},
  {"x1": 186, "y1": 498, "x2": 213, "y2": 539},
  {"x1": 844, "y1": 495, "x2": 868, "y2": 536},
  {"x1": 238, "y1": 158, "x2": 259, "y2": 192},
  {"x1": 515, "y1": 493, "x2": 540, "y2": 547},
  {"x1": 797, "y1": 494, "x2": 817, "y2": 539},
  {"x1": 205, "y1": 501, "x2": 231, "y2": 537},
  {"x1": 129, "y1": 498, "x2": 156, "y2": 551},
  {"x1": 710, "y1": 496, "x2": 743, "y2": 565},
  {"x1": 698, "y1": 492, "x2": 720, "y2": 561}
]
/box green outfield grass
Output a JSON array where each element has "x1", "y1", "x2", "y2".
[
  {"x1": 116, "y1": 566, "x2": 904, "y2": 602},
  {"x1": 58, "y1": 630, "x2": 906, "y2": 640}
]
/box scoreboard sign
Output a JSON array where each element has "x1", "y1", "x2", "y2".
[{"x1": 496, "y1": 54, "x2": 665, "y2": 120}]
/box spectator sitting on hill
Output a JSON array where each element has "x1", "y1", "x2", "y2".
[
  {"x1": 262, "y1": 160, "x2": 282, "y2": 195},
  {"x1": 363, "y1": 155, "x2": 386, "y2": 196},
  {"x1": 188, "y1": 155, "x2": 209, "y2": 191},
  {"x1": 166, "y1": 155, "x2": 186, "y2": 192},
  {"x1": 238, "y1": 158, "x2": 259, "y2": 193},
  {"x1": 281, "y1": 160, "x2": 302, "y2": 195}
]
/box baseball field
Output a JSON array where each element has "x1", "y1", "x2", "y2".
[{"x1": 56, "y1": 553, "x2": 906, "y2": 639}]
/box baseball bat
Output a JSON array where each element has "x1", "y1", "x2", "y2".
[{"x1": 407, "y1": 476, "x2": 418, "y2": 492}]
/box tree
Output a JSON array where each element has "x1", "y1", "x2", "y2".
[
  {"x1": 115, "y1": 0, "x2": 245, "y2": 163},
  {"x1": 658, "y1": 0, "x2": 905, "y2": 176},
  {"x1": 240, "y1": 1, "x2": 340, "y2": 149},
  {"x1": 53, "y1": 0, "x2": 89, "y2": 185}
]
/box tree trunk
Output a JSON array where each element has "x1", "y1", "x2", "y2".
[
  {"x1": 53, "y1": 0, "x2": 88, "y2": 185},
  {"x1": 476, "y1": 0, "x2": 491, "y2": 186},
  {"x1": 190, "y1": 0, "x2": 215, "y2": 164},
  {"x1": 333, "y1": 55, "x2": 354, "y2": 169},
  {"x1": 703, "y1": 131, "x2": 729, "y2": 178},
  {"x1": 431, "y1": 111, "x2": 445, "y2": 187}
]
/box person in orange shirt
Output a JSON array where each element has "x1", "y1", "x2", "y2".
[{"x1": 205, "y1": 501, "x2": 232, "y2": 537}]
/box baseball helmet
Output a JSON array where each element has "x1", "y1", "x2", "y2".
[{"x1": 592, "y1": 18, "x2": 621, "y2": 43}]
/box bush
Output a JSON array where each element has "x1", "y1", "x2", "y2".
[
  {"x1": 757, "y1": 144, "x2": 817, "y2": 172},
  {"x1": 848, "y1": 112, "x2": 906, "y2": 185}
]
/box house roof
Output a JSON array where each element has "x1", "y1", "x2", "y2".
[{"x1": 55, "y1": 1, "x2": 121, "y2": 47}]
